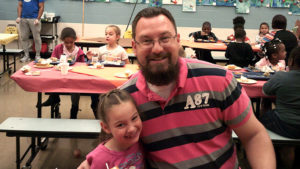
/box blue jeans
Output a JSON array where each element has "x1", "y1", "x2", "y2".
[{"x1": 259, "y1": 109, "x2": 300, "y2": 139}]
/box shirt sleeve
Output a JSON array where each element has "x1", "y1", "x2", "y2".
[
  {"x1": 211, "y1": 32, "x2": 218, "y2": 41},
  {"x1": 262, "y1": 73, "x2": 282, "y2": 96}
]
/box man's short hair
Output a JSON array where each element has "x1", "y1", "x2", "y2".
[
  {"x1": 132, "y1": 7, "x2": 177, "y2": 40},
  {"x1": 234, "y1": 28, "x2": 246, "y2": 40},
  {"x1": 272, "y1": 15, "x2": 287, "y2": 30}
]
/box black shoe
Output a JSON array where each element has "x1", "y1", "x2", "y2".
[{"x1": 42, "y1": 94, "x2": 60, "y2": 107}]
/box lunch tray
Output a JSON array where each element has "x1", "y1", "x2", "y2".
[
  {"x1": 86, "y1": 60, "x2": 125, "y2": 67},
  {"x1": 233, "y1": 72, "x2": 273, "y2": 80}
]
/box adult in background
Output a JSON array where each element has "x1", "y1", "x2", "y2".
[
  {"x1": 16, "y1": 0, "x2": 44, "y2": 62},
  {"x1": 78, "y1": 7, "x2": 275, "y2": 169},
  {"x1": 261, "y1": 15, "x2": 297, "y2": 64}
]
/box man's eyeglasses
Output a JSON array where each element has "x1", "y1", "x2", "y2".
[{"x1": 135, "y1": 35, "x2": 177, "y2": 49}]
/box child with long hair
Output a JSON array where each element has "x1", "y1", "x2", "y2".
[
  {"x1": 86, "y1": 89, "x2": 144, "y2": 169},
  {"x1": 41, "y1": 27, "x2": 85, "y2": 119},
  {"x1": 86, "y1": 25, "x2": 130, "y2": 118},
  {"x1": 87, "y1": 25, "x2": 129, "y2": 64},
  {"x1": 256, "y1": 22, "x2": 270, "y2": 44},
  {"x1": 255, "y1": 39, "x2": 286, "y2": 72}
]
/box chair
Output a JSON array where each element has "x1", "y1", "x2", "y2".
[{"x1": 0, "y1": 24, "x2": 23, "y2": 74}]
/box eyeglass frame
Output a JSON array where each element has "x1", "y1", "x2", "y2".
[{"x1": 134, "y1": 35, "x2": 178, "y2": 49}]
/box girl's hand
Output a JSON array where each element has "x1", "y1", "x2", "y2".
[
  {"x1": 86, "y1": 51, "x2": 97, "y2": 60},
  {"x1": 77, "y1": 160, "x2": 90, "y2": 169}
]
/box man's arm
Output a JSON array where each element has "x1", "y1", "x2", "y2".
[
  {"x1": 233, "y1": 113, "x2": 276, "y2": 169},
  {"x1": 16, "y1": 1, "x2": 22, "y2": 23},
  {"x1": 37, "y1": 2, "x2": 44, "y2": 20}
]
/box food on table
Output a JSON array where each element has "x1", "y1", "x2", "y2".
[
  {"x1": 124, "y1": 69, "x2": 132, "y2": 77},
  {"x1": 96, "y1": 63, "x2": 103, "y2": 69},
  {"x1": 50, "y1": 57, "x2": 58, "y2": 62},
  {"x1": 21, "y1": 65, "x2": 31, "y2": 73},
  {"x1": 35, "y1": 59, "x2": 49, "y2": 67},
  {"x1": 227, "y1": 65, "x2": 236, "y2": 70},
  {"x1": 31, "y1": 71, "x2": 40, "y2": 76},
  {"x1": 263, "y1": 72, "x2": 270, "y2": 77}
]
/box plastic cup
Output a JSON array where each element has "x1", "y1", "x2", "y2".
[{"x1": 60, "y1": 62, "x2": 69, "y2": 75}]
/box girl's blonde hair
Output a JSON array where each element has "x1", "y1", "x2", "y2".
[{"x1": 98, "y1": 89, "x2": 137, "y2": 141}]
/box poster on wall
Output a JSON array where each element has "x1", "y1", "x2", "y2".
[
  {"x1": 196, "y1": 0, "x2": 216, "y2": 6},
  {"x1": 255, "y1": 0, "x2": 270, "y2": 7},
  {"x1": 163, "y1": 0, "x2": 183, "y2": 4},
  {"x1": 216, "y1": 0, "x2": 236, "y2": 7},
  {"x1": 270, "y1": 0, "x2": 292, "y2": 7},
  {"x1": 182, "y1": 0, "x2": 196, "y2": 11},
  {"x1": 149, "y1": 0, "x2": 162, "y2": 6},
  {"x1": 124, "y1": 0, "x2": 146, "y2": 3},
  {"x1": 236, "y1": 0, "x2": 250, "y2": 13},
  {"x1": 289, "y1": 0, "x2": 300, "y2": 15}
]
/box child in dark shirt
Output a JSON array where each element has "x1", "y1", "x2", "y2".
[
  {"x1": 189, "y1": 21, "x2": 218, "y2": 63},
  {"x1": 225, "y1": 28, "x2": 254, "y2": 67}
]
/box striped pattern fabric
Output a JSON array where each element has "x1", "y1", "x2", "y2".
[{"x1": 121, "y1": 58, "x2": 252, "y2": 169}]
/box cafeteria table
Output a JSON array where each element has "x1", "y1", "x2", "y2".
[
  {"x1": 10, "y1": 62, "x2": 139, "y2": 169},
  {"x1": 75, "y1": 37, "x2": 132, "y2": 50},
  {"x1": 0, "y1": 33, "x2": 18, "y2": 77},
  {"x1": 180, "y1": 39, "x2": 261, "y2": 52}
]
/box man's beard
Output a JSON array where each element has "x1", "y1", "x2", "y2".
[{"x1": 139, "y1": 52, "x2": 179, "y2": 86}]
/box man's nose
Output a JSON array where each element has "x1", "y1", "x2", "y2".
[{"x1": 151, "y1": 40, "x2": 164, "y2": 54}]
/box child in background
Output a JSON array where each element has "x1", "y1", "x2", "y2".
[
  {"x1": 255, "y1": 39, "x2": 286, "y2": 72},
  {"x1": 87, "y1": 25, "x2": 129, "y2": 64},
  {"x1": 225, "y1": 28, "x2": 254, "y2": 67},
  {"x1": 189, "y1": 21, "x2": 218, "y2": 63},
  {"x1": 86, "y1": 89, "x2": 144, "y2": 169},
  {"x1": 227, "y1": 16, "x2": 251, "y2": 43},
  {"x1": 256, "y1": 22, "x2": 270, "y2": 44},
  {"x1": 41, "y1": 27, "x2": 85, "y2": 119},
  {"x1": 86, "y1": 25, "x2": 130, "y2": 119},
  {"x1": 260, "y1": 46, "x2": 300, "y2": 169}
]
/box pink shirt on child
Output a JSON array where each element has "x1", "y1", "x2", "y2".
[
  {"x1": 86, "y1": 141, "x2": 144, "y2": 169},
  {"x1": 255, "y1": 57, "x2": 286, "y2": 72}
]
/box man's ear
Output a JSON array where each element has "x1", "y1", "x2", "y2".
[
  {"x1": 132, "y1": 39, "x2": 137, "y2": 56},
  {"x1": 100, "y1": 121, "x2": 111, "y2": 134}
]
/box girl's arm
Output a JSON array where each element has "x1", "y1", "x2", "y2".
[{"x1": 77, "y1": 48, "x2": 86, "y2": 62}]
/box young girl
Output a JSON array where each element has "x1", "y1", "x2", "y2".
[
  {"x1": 260, "y1": 46, "x2": 300, "y2": 168},
  {"x1": 86, "y1": 89, "x2": 144, "y2": 169},
  {"x1": 255, "y1": 22, "x2": 269, "y2": 45},
  {"x1": 255, "y1": 39, "x2": 286, "y2": 72},
  {"x1": 87, "y1": 25, "x2": 129, "y2": 64},
  {"x1": 87, "y1": 25, "x2": 130, "y2": 118},
  {"x1": 42, "y1": 27, "x2": 85, "y2": 119},
  {"x1": 225, "y1": 28, "x2": 254, "y2": 67}
]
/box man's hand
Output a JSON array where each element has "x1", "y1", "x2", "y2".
[
  {"x1": 16, "y1": 17, "x2": 21, "y2": 24},
  {"x1": 34, "y1": 19, "x2": 39, "y2": 25},
  {"x1": 77, "y1": 160, "x2": 90, "y2": 169}
]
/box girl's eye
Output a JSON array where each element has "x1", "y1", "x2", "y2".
[
  {"x1": 132, "y1": 115, "x2": 138, "y2": 121},
  {"x1": 116, "y1": 123, "x2": 124, "y2": 128}
]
